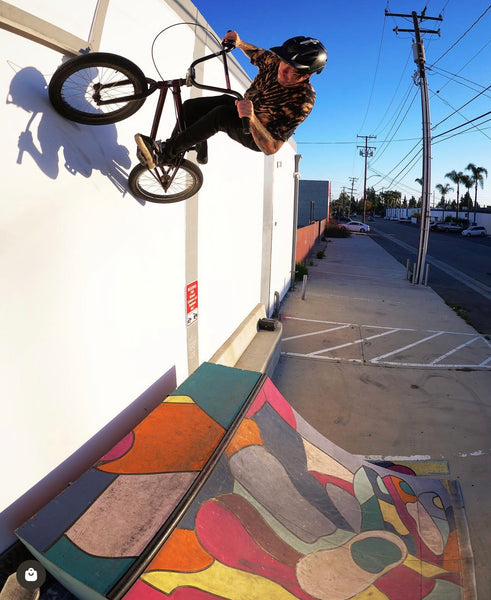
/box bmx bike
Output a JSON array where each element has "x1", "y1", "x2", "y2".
[{"x1": 48, "y1": 33, "x2": 248, "y2": 203}]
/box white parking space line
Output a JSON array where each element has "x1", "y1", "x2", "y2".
[
  {"x1": 283, "y1": 352, "x2": 364, "y2": 364},
  {"x1": 282, "y1": 317, "x2": 491, "y2": 370},
  {"x1": 283, "y1": 324, "x2": 351, "y2": 342},
  {"x1": 371, "y1": 332, "x2": 445, "y2": 363},
  {"x1": 359, "y1": 450, "x2": 491, "y2": 460},
  {"x1": 430, "y1": 336, "x2": 481, "y2": 365},
  {"x1": 308, "y1": 328, "x2": 401, "y2": 356}
]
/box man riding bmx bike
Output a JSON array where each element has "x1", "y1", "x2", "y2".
[{"x1": 135, "y1": 31, "x2": 327, "y2": 168}]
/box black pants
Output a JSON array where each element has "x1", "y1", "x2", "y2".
[{"x1": 167, "y1": 94, "x2": 260, "y2": 156}]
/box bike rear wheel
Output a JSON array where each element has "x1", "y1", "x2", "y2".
[
  {"x1": 49, "y1": 52, "x2": 148, "y2": 125},
  {"x1": 128, "y1": 160, "x2": 203, "y2": 203}
]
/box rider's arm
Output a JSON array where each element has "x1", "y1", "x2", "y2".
[
  {"x1": 235, "y1": 99, "x2": 284, "y2": 155},
  {"x1": 224, "y1": 31, "x2": 284, "y2": 154},
  {"x1": 236, "y1": 40, "x2": 260, "y2": 58},
  {"x1": 250, "y1": 119, "x2": 284, "y2": 155},
  {"x1": 223, "y1": 31, "x2": 259, "y2": 58}
]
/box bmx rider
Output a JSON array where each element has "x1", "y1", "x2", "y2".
[{"x1": 135, "y1": 31, "x2": 327, "y2": 168}]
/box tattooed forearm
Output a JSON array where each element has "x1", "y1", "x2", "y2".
[{"x1": 250, "y1": 118, "x2": 283, "y2": 155}]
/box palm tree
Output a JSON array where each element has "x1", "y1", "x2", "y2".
[
  {"x1": 466, "y1": 163, "x2": 488, "y2": 223},
  {"x1": 461, "y1": 174, "x2": 473, "y2": 220},
  {"x1": 445, "y1": 170, "x2": 465, "y2": 220},
  {"x1": 435, "y1": 183, "x2": 453, "y2": 222}
]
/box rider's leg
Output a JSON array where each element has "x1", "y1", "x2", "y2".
[
  {"x1": 161, "y1": 95, "x2": 233, "y2": 164},
  {"x1": 165, "y1": 94, "x2": 260, "y2": 158},
  {"x1": 136, "y1": 95, "x2": 260, "y2": 167}
]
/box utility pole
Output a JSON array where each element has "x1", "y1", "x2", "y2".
[
  {"x1": 348, "y1": 177, "x2": 358, "y2": 217},
  {"x1": 357, "y1": 136, "x2": 376, "y2": 223},
  {"x1": 386, "y1": 8, "x2": 442, "y2": 284}
]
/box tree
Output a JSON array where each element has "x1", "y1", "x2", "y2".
[
  {"x1": 435, "y1": 182, "x2": 453, "y2": 221},
  {"x1": 384, "y1": 189, "x2": 402, "y2": 208},
  {"x1": 333, "y1": 190, "x2": 350, "y2": 216},
  {"x1": 445, "y1": 170, "x2": 466, "y2": 219},
  {"x1": 461, "y1": 174, "x2": 473, "y2": 218},
  {"x1": 466, "y1": 163, "x2": 488, "y2": 223}
]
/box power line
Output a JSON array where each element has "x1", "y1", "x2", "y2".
[
  {"x1": 358, "y1": 12, "x2": 387, "y2": 132},
  {"x1": 370, "y1": 87, "x2": 419, "y2": 166},
  {"x1": 372, "y1": 56, "x2": 413, "y2": 136},
  {"x1": 428, "y1": 59, "x2": 491, "y2": 96},
  {"x1": 432, "y1": 4, "x2": 491, "y2": 66},
  {"x1": 432, "y1": 109, "x2": 491, "y2": 139},
  {"x1": 431, "y1": 89, "x2": 491, "y2": 140},
  {"x1": 432, "y1": 83, "x2": 491, "y2": 129},
  {"x1": 296, "y1": 136, "x2": 419, "y2": 145}
]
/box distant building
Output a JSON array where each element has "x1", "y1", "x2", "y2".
[{"x1": 298, "y1": 180, "x2": 330, "y2": 227}]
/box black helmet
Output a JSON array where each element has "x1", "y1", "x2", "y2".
[{"x1": 270, "y1": 36, "x2": 327, "y2": 75}]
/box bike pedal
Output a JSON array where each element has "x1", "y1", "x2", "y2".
[{"x1": 136, "y1": 148, "x2": 153, "y2": 168}]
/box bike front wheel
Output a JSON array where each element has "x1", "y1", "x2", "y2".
[
  {"x1": 49, "y1": 52, "x2": 148, "y2": 125},
  {"x1": 128, "y1": 160, "x2": 203, "y2": 203}
]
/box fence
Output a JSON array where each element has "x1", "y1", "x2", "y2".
[{"x1": 295, "y1": 218, "x2": 328, "y2": 264}]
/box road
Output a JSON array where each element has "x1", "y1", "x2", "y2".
[{"x1": 368, "y1": 218, "x2": 491, "y2": 334}]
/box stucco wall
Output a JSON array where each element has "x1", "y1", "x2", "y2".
[{"x1": 0, "y1": 0, "x2": 297, "y2": 552}]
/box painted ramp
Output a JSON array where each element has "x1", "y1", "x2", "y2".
[{"x1": 17, "y1": 363, "x2": 463, "y2": 600}]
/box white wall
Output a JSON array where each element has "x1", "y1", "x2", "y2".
[{"x1": 0, "y1": 0, "x2": 297, "y2": 552}]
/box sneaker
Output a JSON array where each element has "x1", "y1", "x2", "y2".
[
  {"x1": 134, "y1": 133, "x2": 161, "y2": 169},
  {"x1": 196, "y1": 142, "x2": 208, "y2": 165}
]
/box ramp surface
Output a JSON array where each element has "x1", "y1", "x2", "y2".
[
  {"x1": 123, "y1": 377, "x2": 463, "y2": 600},
  {"x1": 17, "y1": 364, "x2": 463, "y2": 600}
]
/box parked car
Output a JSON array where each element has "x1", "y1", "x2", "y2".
[
  {"x1": 398, "y1": 216, "x2": 411, "y2": 222},
  {"x1": 435, "y1": 222, "x2": 463, "y2": 233},
  {"x1": 461, "y1": 225, "x2": 488, "y2": 237},
  {"x1": 342, "y1": 220, "x2": 370, "y2": 233}
]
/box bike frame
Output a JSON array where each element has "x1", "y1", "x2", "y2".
[
  {"x1": 93, "y1": 42, "x2": 247, "y2": 194},
  {"x1": 95, "y1": 43, "x2": 245, "y2": 142}
]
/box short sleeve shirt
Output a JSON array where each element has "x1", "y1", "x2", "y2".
[{"x1": 244, "y1": 48, "x2": 316, "y2": 142}]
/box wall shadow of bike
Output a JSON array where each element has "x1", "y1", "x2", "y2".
[{"x1": 8, "y1": 66, "x2": 138, "y2": 202}]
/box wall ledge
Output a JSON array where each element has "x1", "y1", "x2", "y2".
[{"x1": 209, "y1": 303, "x2": 282, "y2": 377}]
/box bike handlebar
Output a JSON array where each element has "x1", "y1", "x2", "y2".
[{"x1": 187, "y1": 43, "x2": 250, "y2": 135}]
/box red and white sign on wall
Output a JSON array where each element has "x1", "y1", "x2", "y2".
[{"x1": 186, "y1": 281, "x2": 198, "y2": 326}]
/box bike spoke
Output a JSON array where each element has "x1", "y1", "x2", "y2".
[
  {"x1": 141, "y1": 166, "x2": 197, "y2": 197},
  {"x1": 60, "y1": 66, "x2": 137, "y2": 115}
]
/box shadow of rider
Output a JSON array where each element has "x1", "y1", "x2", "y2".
[{"x1": 7, "y1": 66, "x2": 132, "y2": 194}]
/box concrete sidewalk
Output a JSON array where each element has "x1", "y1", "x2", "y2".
[{"x1": 272, "y1": 233, "x2": 491, "y2": 599}]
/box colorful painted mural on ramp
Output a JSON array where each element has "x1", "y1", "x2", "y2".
[
  {"x1": 124, "y1": 377, "x2": 462, "y2": 600},
  {"x1": 17, "y1": 363, "x2": 463, "y2": 600}
]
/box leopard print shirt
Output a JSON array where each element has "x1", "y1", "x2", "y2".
[{"x1": 244, "y1": 48, "x2": 316, "y2": 142}]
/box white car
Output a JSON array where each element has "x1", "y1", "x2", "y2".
[
  {"x1": 342, "y1": 220, "x2": 370, "y2": 233},
  {"x1": 461, "y1": 225, "x2": 488, "y2": 237}
]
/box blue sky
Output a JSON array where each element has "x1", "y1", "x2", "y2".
[{"x1": 192, "y1": 0, "x2": 491, "y2": 206}]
